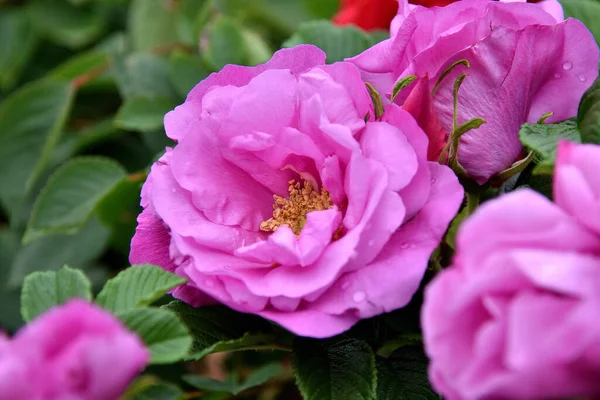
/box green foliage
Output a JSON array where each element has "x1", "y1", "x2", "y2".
[
  {"x1": 24, "y1": 157, "x2": 127, "y2": 243},
  {"x1": 560, "y1": 0, "x2": 600, "y2": 45},
  {"x1": 284, "y1": 21, "x2": 388, "y2": 63},
  {"x1": 20, "y1": 265, "x2": 92, "y2": 322},
  {"x1": 0, "y1": 79, "x2": 74, "y2": 220},
  {"x1": 292, "y1": 337, "x2": 378, "y2": 400},
  {"x1": 118, "y1": 307, "x2": 192, "y2": 364},
  {"x1": 96, "y1": 265, "x2": 186, "y2": 314},
  {"x1": 0, "y1": 9, "x2": 38, "y2": 90},
  {"x1": 115, "y1": 96, "x2": 178, "y2": 132},
  {"x1": 519, "y1": 120, "x2": 581, "y2": 174},
  {"x1": 376, "y1": 346, "x2": 439, "y2": 399},
  {"x1": 127, "y1": 382, "x2": 185, "y2": 400},
  {"x1": 163, "y1": 301, "x2": 285, "y2": 360},
  {"x1": 184, "y1": 363, "x2": 281, "y2": 395},
  {"x1": 578, "y1": 76, "x2": 600, "y2": 144}
]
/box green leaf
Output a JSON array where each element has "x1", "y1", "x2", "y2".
[
  {"x1": 28, "y1": 0, "x2": 106, "y2": 49},
  {"x1": 110, "y1": 52, "x2": 178, "y2": 100},
  {"x1": 578, "y1": 76, "x2": 600, "y2": 144},
  {"x1": 118, "y1": 307, "x2": 192, "y2": 364},
  {"x1": 49, "y1": 50, "x2": 109, "y2": 81},
  {"x1": 237, "y1": 362, "x2": 282, "y2": 393},
  {"x1": 302, "y1": 0, "x2": 340, "y2": 19},
  {"x1": 115, "y1": 96, "x2": 177, "y2": 132},
  {"x1": 560, "y1": 0, "x2": 600, "y2": 45},
  {"x1": 444, "y1": 206, "x2": 468, "y2": 250},
  {"x1": 163, "y1": 301, "x2": 281, "y2": 360},
  {"x1": 519, "y1": 120, "x2": 581, "y2": 174},
  {"x1": 0, "y1": 79, "x2": 74, "y2": 220},
  {"x1": 183, "y1": 376, "x2": 236, "y2": 394},
  {"x1": 241, "y1": 29, "x2": 275, "y2": 66},
  {"x1": 184, "y1": 363, "x2": 281, "y2": 395},
  {"x1": 0, "y1": 230, "x2": 24, "y2": 331},
  {"x1": 96, "y1": 265, "x2": 186, "y2": 314},
  {"x1": 167, "y1": 53, "x2": 211, "y2": 98},
  {"x1": 8, "y1": 217, "x2": 110, "y2": 287},
  {"x1": 24, "y1": 157, "x2": 127, "y2": 243},
  {"x1": 376, "y1": 345, "x2": 439, "y2": 400},
  {"x1": 284, "y1": 21, "x2": 381, "y2": 63},
  {"x1": 292, "y1": 338, "x2": 377, "y2": 400},
  {"x1": 127, "y1": 382, "x2": 184, "y2": 400},
  {"x1": 128, "y1": 0, "x2": 180, "y2": 51},
  {"x1": 20, "y1": 265, "x2": 92, "y2": 322},
  {"x1": 0, "y1": 9, "x2": 39, "y2": 90},
  {"x1": 204, "y1": 16, "x2": 248, "y2": 70}
]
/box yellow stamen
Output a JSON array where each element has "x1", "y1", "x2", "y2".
[{"x1": 260, "y1": 180, "x2": 333, "y2": 236}]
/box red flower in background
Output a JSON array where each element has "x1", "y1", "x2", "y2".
[{"x1": 333, "y1": 0, "x2": 456, "y2": 31}]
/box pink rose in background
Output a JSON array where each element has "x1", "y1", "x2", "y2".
[
  {"x1": 130, "y1": 45, "x2": 464, "y2": 338},
  {"x1": 422, "y1": 141, "x2": 600, "y2": 400},
  {"x1": 0, "y1": 300, "x2": 149, "y2": 400},
  {"x1": 349, "y1": 0, "x2": 599, "y2": 183}
]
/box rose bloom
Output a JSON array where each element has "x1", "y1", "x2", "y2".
[
  {"x1": 422, "y1": 141, "x2": 600, "y2": 400},
  {"x1": 130, "y1": 45, "x2": 463, "y2": 338},
  {"x1": 0, "y1": 299, "x2": 148, "y2": 400},
  {"x1": 349, "y1": 0, "x2": 598, "y2": 183}
]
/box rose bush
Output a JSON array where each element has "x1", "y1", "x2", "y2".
[
  {"x1": 349, "y1": 0, "x2": 599, "y2": 182},
  {"x1": 422, "y1": 141, "x2": 600, "y2": 400},
  {"x1": 0, "y1": 300, "x2": 148, "y2": 400},
  {"x1": 130, "y1": 45, "x2": 464, "y2": 338}
]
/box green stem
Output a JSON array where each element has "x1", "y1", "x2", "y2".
[{"x1": 466, "y1": 190, "x2": 480, "y2": 215}]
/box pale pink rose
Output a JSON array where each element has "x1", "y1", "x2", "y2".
[
  {"x1": 422, "y1": 142, "x2": 600, "y2": 399},
  {"x1": 350, "y1": 0, "x2": 598, "y2": 183},
  {"x1": 0, "y1": 299, "x2": 149, "y2": 400},
  {"x1": 130, "y1": 45, "x2": 464, "y2": 338}
]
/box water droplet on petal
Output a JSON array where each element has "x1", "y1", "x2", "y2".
[
  {"x1": 553, "y1": 72, "x2": 562, "y2": 79},
  {"x1": 562, "y1": 61, "x2": 573, "y2": 70},
  {"x1": 430, "y1": 178, "x2": 436, "y2": 184},
  {"x1": 401, "y1": 242, "x2": 409, "y2": 249},
  {"x1": 341, "y1": 281, "x2": 350, "y2": 290},
  {"x1": 578, "y1": 74, "x2": 586, "y2": 82},
  {"x1": 368, "y1": 239, "x2": 375, "y2": 246},
  {"x1": 353, "y1": 291, "x2": 366, "y2": 303},
  {"x1": 171, "y1": 188, "x2": 176, "y2": 193},
  {"x1": 409, "y1": 244, "x2": 417, "y2": 249}
]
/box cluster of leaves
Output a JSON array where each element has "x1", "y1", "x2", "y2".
[{"x1": 1, "y1": 0, "x2": 600, "y2": 399}]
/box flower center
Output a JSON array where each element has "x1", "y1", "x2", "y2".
[{"x1": 260, "y1": 179, "x2": 333, "y2": 236}]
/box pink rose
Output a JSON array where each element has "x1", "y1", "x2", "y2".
[
  {"x1": 130, "y1": 45, "x2": 464, "y2": 338},
  {"x1": 422, "y1": 141, "x2": 600, "y2": 399},
  {"x1": 0, "y1": 299, "x2": 149, "y2": 400},
  {"x1": 349, "y1": 0, "x2": 599, "y2": 183}
]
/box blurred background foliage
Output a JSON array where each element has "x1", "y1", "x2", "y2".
[{"x1": 0, "y1": 0, "x2": 599, "y2": 398}]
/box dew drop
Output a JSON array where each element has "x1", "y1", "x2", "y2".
[
  {"x1": 430, "y1": 178, "x2": 436, "y2": 184},
  {"x1": 578, "y1": 74, "x2": 586, "y2": 82},
  {"x1": 341, "y1": 281, "x2": 350, "y2": 290},
  {"x1": 553, "y1": 72, "x2": 562, "y2": 79},
  {"x1": 562, "y1": 61, "x2": 573, "y2": 70},
  {"x1": 171, "y1": 188, "x2": 176, "y2": 193},
  {"x1": 400, "y1": 242, "x2": 409, "y2": 249},
  {"x1": 353, "y1": 291, "x2": 366, "y2": 303},
  {"x1": 368, "y1": 239, "x2": 375, "y2": 246},
  {"x1": 409, "y1": 244, "x2": 417, "y2": 249}
]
